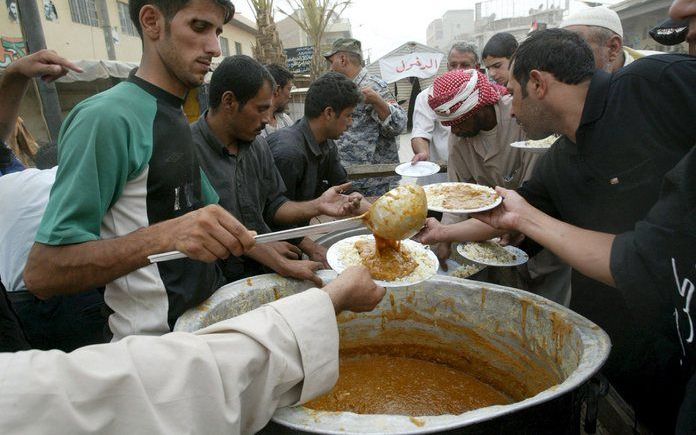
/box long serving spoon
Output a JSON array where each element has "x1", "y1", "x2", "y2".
[{"x1": 147, "y1": 184, "x2": 428, "y2": 263}]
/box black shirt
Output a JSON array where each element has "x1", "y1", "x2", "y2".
[
  {"x1": 191, "y1": 112, "x2": 288, "y2": 281},
  {"x1": 191, "y1": 112, "x2": 288, "y2": 232},
  {"x1": 611, "y1": 146, "x2": 696, "y2": 433},
  {"x1": 267, "y1": 118, "x2": 348, "y2": 215},
  {"x1": 518, "y1": 54, "x2": 696, "y2": 426}
]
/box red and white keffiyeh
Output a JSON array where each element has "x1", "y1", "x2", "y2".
[{"x1": 428, "y1": 69, "x2": 508, "y2": 126}]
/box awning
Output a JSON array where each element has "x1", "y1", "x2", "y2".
[{"x1": 56, "y1": 59, "x2": 139, "y2": 83}]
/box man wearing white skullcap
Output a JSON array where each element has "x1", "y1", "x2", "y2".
[
  {"x1": 426, "y1": 69, "x2": 572, "y2": 307},
  {"x1": 561, "y1": 6, "x2": 661, "y2": 73}
]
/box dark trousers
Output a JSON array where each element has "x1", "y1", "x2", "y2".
[
  {"x1": 0, "y1": 280, "x2": 30, "y2": 352},
  {"x1": 8, "y1": 289, "x2": 108, "y2": 352}
]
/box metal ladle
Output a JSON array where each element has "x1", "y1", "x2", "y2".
[
  {"x1": 365, "y1": 183, "x2": 427, "y2": 240},
  {"x1": 148, "y1": 184, "x2": 428, "y2": 263}
]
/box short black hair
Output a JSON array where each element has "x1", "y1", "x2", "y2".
[
  {"x1": 482, "y1": 32, "x2": 518, "y2": 59},
  {"x1": 265, "y1": 64, "x2": 294, "y2": 89},
  {"x1": 209, "y1": 55, "x2": 275, "y2": 109},
  {"x1": 129, "y1": 0, "x2": 234, "y2": 38},
  {"x1": 304, "y1": 72, "x2": 361, "y2": 119},
  {"x1": 511, "y1": 29, "x2": 595, "y2": 97}
]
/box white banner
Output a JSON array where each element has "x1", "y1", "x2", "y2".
[{"x1": 378, "y1": 52, "x2": 444, "y2": 83}]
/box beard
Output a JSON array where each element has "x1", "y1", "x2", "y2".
[
  {"x1": 453, "y1": 128, "x2": 480, "y2": 138},
  {"x1": 158, "y1": 26, "x2": 208, "y2": 90},
  {"x1": 516, "y1": 99, "x2": 555, "y2": 140}
]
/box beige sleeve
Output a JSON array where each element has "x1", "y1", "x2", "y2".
[
  {"x1": 447, "y1": 135, "x2": 473, "y2": 184},
  {"x1": 442, "y1": 135, "x2": 470, "y2": 226},
  {"x1": 0, "y1": 288, "x2": 338, "y2": 435}
]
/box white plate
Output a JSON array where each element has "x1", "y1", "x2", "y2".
[
  {"x1": 326, "y1": 235, "x2": 439, "y2": 287},
  {"x1": 436, "y1": 259, "x2": 486, "y2": 278},
  {"x1": 423, "y1": 182, "x2": 502, "y2": 214},
  {"x1": 395, "y1": 161, "x2": 441, "y2": 177},
  {"x1": 509, "y1": 141, "x2": 550, "y2": 154},
  {"x1": 509, "y1": 135, "x2": 558, "y2": 154},
  {"x1": 457, "y1": 242, "x2": 529, "y2": 267},
  {"x1": 436, "y1": 259, "x2": 461, "y2": 276}
]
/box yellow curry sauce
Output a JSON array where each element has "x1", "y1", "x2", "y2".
[
  {"x1": 354, "y1": 235, "x2": 417, "y2": 281},
  {"x1": 305, "y1": 352, "x2": 512, "y2": 415}
]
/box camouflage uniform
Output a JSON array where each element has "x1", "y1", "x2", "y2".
[{"x1": 336, "y1": 68, "x2": 407, "y2": 196}]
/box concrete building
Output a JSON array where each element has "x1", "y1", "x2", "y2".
[
  {"x1": 0, "y1": 0, "x2": 257, "y2": 143},
  {"x1": 425, "y1": 10, "x2": 475, "y2": 51},
  {"x1": 443, "y1": 10, "x2": 476, "y2": 46},
  {"x1": 470, "y1": 0, "x2": 567, "y2": 54},
  {"x1": 276, "y1": 9, "x2": 352, "y2": 49},
  {"x1": 611, "y1": 0, "x2": 688, "y2": 53},
  {"x1": 1, "y1": 1, "x2": 257, "y2": 64},
  {"x1": 426, "y1": 19, "x2": 443, "y2": 49}
]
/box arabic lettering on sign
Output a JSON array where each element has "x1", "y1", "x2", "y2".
[
  {"x1": 285, "y1": 46, "x2": 314, "y2": 74},
  {"x1": 379, "y1": 52, "x2": 444, "y2": 83},
  {"x1": 394, "y1": 56, "x2": 435, "y2": 73}
]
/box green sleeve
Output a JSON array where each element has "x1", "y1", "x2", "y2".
[
  {"x1": 200, "y1": 168, "x2": 219, "y2": 205},
  {"x1": 36, "y1": 97, "x2": 152, "y2": 245}
]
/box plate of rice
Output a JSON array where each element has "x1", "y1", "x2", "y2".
[
  {"x1": 509, "y1": 135, "x2": 559, "y2": 154},
  {"x1": 423, "y1": 182, "x2": 502, "y2": 214},
  {"x1": 327, "y1": 235, "x2": 439, "y2": 287},
  {"x1": 457, "y1": 241, "x2": 528, "y2": 267},
  {"x1": 437, "y1": 259, "x2": 486, "y2": 279}
]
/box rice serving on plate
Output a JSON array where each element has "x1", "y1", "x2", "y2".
[
  {"x1": 522, "y1": 135, "x2": 558, "y2": 148},
  {"x1": 452, "y1": 263, "x2": 484, "y2": 279},
  {"x1": 461, "y1": 241, "x2": 516, "y2": 264},
  {"x1": 336, "y1": 236, "x2": 436, "y2": 284},
  {"x1": 424, "y1": 183, "x2": 498, "y2": 210}
]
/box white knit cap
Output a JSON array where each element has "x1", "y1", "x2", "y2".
[{"x1": 561, "y1": 6, "x2": 623, "y2": 38}]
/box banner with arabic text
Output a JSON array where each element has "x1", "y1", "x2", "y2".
[
  {"x1": 378, "y1": 52, "x2": 444, "y2": 83},
  {"x1": 285, "y1": 46, "x2": 314, "y2": 74}
]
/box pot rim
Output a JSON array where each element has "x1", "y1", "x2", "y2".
[{"x1": 175, "y1": 272, "x2": 611, "y2": 434}]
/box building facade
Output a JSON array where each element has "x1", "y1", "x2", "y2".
[
  {"x1": 1, "y1": 0, "x2": 257, "y2": 66},
  {"x1": 426, "y1": 19, "x2": 444, "y2": 49},
  {"x1": 611, "y1": 0, "x2": 688, "y2": 53},
  {"x1": 1, "y1": 0, "x2": 257, "y2": 143},
  {"x1": 425, "y1": 10, "x2": 475, "y2": 51},
  {"x1": 471, "y1": 1, "x2": 566, "y2": 53}
]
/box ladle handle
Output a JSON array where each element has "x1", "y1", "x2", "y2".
[
  {"x1": 147, "y1": 215, "x2": 366, "y2": 263},
  {"x1": 254, "y1": 215, "x2": 365, "y2": 243}
]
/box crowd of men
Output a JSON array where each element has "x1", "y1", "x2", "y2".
[{"x1": 0, "y1": 0, "x2": 694, "y2": 433}]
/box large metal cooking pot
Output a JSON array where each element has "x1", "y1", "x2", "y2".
[{"x1": 175, "y1": 271, "x2": 610, "y2": 434}]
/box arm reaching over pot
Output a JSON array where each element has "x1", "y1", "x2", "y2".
[
  {"x1": 324, "y1": 265, "x2": 386, "y2": 313},
  {"x1": 0, "y1": 267, "x2": 385, "y2": 434},
  {"x1": 471, "y1": 187, "x2": 615, "y2": 286}
]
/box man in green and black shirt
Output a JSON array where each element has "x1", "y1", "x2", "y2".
[{"x1": 24, "y1": 0, "x2": 255, "y2": 341}]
